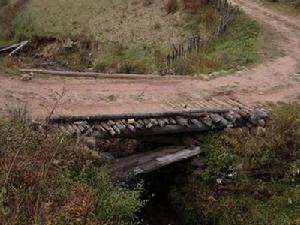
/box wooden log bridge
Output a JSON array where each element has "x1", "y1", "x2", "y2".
[
  {"x1": 50, "y1": 104, "x2": 268, "y2": 140},
  {"x1": 48, "y1": 101, "x2": 268, "y2": 180}
]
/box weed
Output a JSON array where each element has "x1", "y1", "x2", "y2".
[
  {"x1": 6, "y1": 103, "x2": 31, "y2": 124},
  {"x1": 0, "y1": 120, "x2": 144, "y2": 225},
  {"x1": 174, "y1": 9, "x2": 264, "y2": 75}
]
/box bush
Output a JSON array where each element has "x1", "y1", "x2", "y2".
[
  {"x1": 182, "y1": 0, "x2": 209, "y2": 13},
  {"x1": 165, "y1": 0, "x2": 178, "y2": 14},
  {"x1": 170, "y1": 103, "x2": 300, "y2": 225},
  {"x1": 0, "y1": 120, "x2": 144, "y2": 225}
]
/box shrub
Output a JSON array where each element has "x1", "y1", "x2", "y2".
[
  {"x1": 170, "y1": 103, "x2": 300, "y2": 225},
  {"x1": 165, "y1": 0, "x2": 178, "y2": 14},
  {"x1": 0, "y1": 119, "x2": 144, "y2": 225}
]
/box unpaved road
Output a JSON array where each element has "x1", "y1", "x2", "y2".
[{"x1": 0, "y1": 0, "x2": 300, "y2": 119}]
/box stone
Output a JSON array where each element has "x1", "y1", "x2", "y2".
[
  {"x1": 128, "y1": 118, "x2": 135, "y2": 124},
  {"x1": 20, "y1": 73, "x2": 33, "y2": 81}
]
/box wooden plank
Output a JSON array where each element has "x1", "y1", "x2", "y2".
[{"x1": 109, "y1": 146, "x2": 202, "y2": 180}]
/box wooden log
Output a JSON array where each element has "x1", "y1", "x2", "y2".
[
  {"x1": 95, "y1": 124, "x2": 106, "y2": 132},
  {"x1": 0, "y1": 41, "x2": 28, "y2": 56},
  {"x1": 144, "y1": 119, "x2": 153, "y2": 129},
  {"x1": 112, "y1": 125, "x2": 121, "y2": 134},
  {"x1": 50, "y1": 108, "x2": 233, "y2": 124},
  {"x1": 176, "y1": 116, "x2": 189, "y2": 126},
  {"x1": 157, "y1": 119, "x2": 166, "y2": 127},
  {"x1": 66, "y1": 124, "x2": 76, "y2": 134},
  {"x1": 126, "y1": 124, "x2": 136, "y2": 132},
  {"x1": 93, "y1": 124, "x2": 214, "y2": 139},
  {"x1": 107, "y1": 120, "x2": 115, "y2": 126},
  {"x1": 191, "y1": 119, "x2": 205, "y2": 128},
  {"x1": 72, "y1": 124, "x2": 81, "y2": 133},
  {"x1": 201, "y1": 116, "x2": 213, "y2": 127},
  {"x1": 223, "y1": 112, "x2": 236, "y2": 122},
  {"x1": 169, "y1": 118, "x2": 177, "y2": 124},
  {"x1": 137, "y1": 119, "x2": 145, "y2": 127},
  {"x1": 210, "y1": 114, "x2": 222, "y2": 123},
  {"x1": 116, "y1": 122, "x2": 126, "y2": 131},
  {"x1": 19, "y1": 69, "x2": 171, "y2": 80},
  {"x1": 150, "y1": 119, "x2": 159, "y2": 126},
  {"x1": 134, "y1": 121, "x2": 143, "y2": 129},
  {"x1": 9, "y1": 41, "x2": 28, "y2": 56},
  {"x1": 162, "y1": 118, "x2": 170, "y2": 125},
  {"x1": 109, "y1": 146, "x2": 202, "y2": 180}
]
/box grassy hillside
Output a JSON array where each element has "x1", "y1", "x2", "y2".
[
  {"x1": 12, "y1": 0, "x2": 217, "y2": 50},
  {"x1": 0, "y1": 0, "x2": 278, "y2": 75},
  {"x1": 5, "y1": 0, "x2": 224, "y2": 74}
]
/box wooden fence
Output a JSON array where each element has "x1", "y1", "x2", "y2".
[{"x1": 166, "y1": 0, "x2": 234, "y2": 67}]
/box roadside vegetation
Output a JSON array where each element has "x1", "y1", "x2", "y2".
[
  {"x1": 260, "y1": 0, "x2": 300, "y2": 16},
  {"x1": 0, "y1": 0, "x2": 278, "y2": 76},
  {"x1": 170, "y1": 103, "x2": 300, "y2": 225},
  {"x1": 0, "y1": 116, "x2": 144, "y2": 225},
  {"x1": 173, "y1": 9, "x2": 272, "y2": 75}
]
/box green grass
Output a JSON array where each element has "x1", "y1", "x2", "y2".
[
  {"x1": 12, "y1": 0, "x2": 215, "y2": 49},
  {"x1": 174, "y1": 9, "x2": 280, "y2": 75},
  {"x1": 0, "y1": 1, "x2": 281, "y2": 76}
]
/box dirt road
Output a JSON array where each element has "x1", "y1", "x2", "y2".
[{"x1": 0, "y1": 0, "x2": 300, "y2": 119}]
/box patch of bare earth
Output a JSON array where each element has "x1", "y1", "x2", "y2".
[{"x1": 1, "y1": 0, "x2": 300, "y2": 119}]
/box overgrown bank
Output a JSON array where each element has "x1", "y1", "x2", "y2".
[
  {"x1": 170, "y1": 104, "x2": 300, "y2": 225},
  {"x1": 1, "y1": 103, "x2": 300, "y2": 225},
  {"x1": 0, "y1": 119, "x2": 144, "y2": 225}
]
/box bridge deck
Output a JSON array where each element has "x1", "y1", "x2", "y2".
[{"x1": 50, "y1": 100, "x2": 268, "y2": 139}]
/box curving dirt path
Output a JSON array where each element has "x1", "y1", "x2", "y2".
[{"x1": 0, "y1": 0, "x2": 300, "y2": 119}]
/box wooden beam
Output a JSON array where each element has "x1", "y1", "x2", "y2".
[
  {"x1": 49, "y1": 109, "x2": 232, "y2": 124},
  {"x1": 109, "y1": 146, "x2": 202, "y2": 180},
  {"x1": 19, "y1": 69, "x2": 190, "y2": 80},
  {"x1": 94, "y1": 124, "x2": 211, "y2": 139}
]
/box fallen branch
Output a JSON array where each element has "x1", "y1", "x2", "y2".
[
  {"x1": 9, "y1": 41, "x2": 28, "y2": 56},
  {"x1": 19, "y1": 68, "x2": 187, "y2": 80},
  {"x1": 0, "y1": 41, "x2": 28, "y2": 56}
]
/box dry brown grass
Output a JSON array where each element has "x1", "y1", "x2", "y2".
[
  {"x1": 0, "y1": 119, "x2": 144, "y2": 225},
  {"x1": 165, "y1": 0, "x2": 179, "y2": 14},
  {"x1": 182, "y1": 0, "x2": 209, "y2": 13}
]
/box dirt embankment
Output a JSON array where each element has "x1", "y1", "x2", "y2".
[{"x1": 0, "y1": 0, "x2": 300, "y2": 119}]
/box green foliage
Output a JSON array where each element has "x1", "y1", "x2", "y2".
[
  {"x1": 77, "y1": 164, "x2": 145, "y2": 225},
  {"x1": 174, "y1": 9, "x2": 262, "y2": 75},
  {"x1": 0, "y1": 120, "x2": 144, "y2": 225},
  {"x1": 200, "y1": 134, "x2": 233, "y2": 182},
  {"x1": 94, "y1": 43, "x2": 157, "y2": 74},
  {"x1": 170, "y1": 103, "x2": 300, "y2": 225}
]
